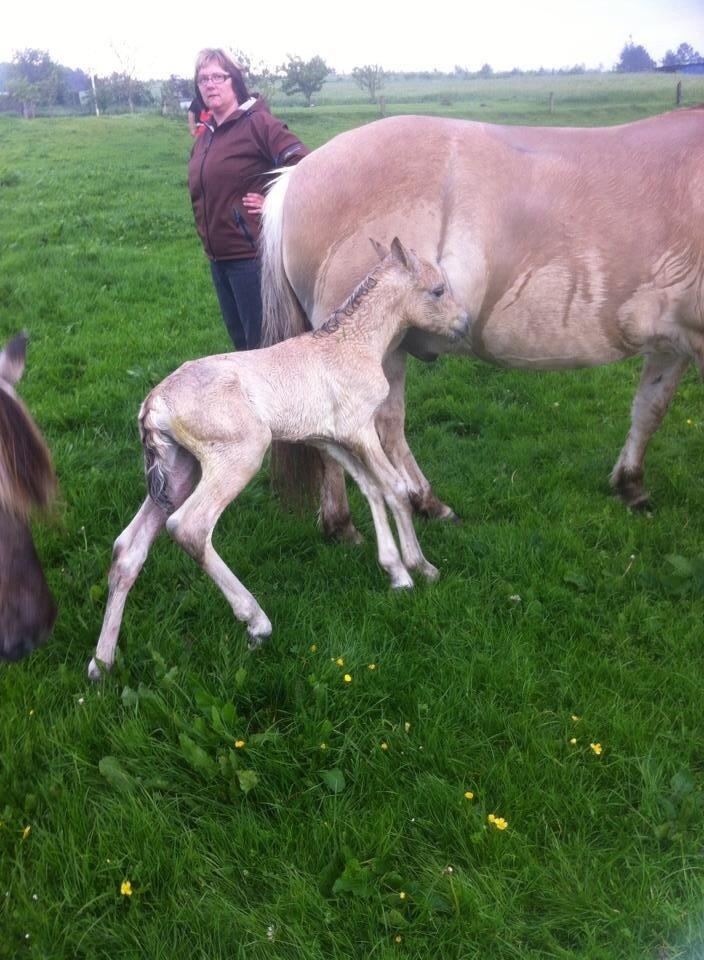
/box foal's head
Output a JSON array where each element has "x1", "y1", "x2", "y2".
[
  {"x1": 375, "y1": 237, "x2": 469, "y2": 341},
  {"x1": 0, "y1": 333, "x2": 57, "y2": 662}
]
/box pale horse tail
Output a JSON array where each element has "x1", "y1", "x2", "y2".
[
  {"x1": 139, "y1": 395, "x2": 196, "y2": 515},
  {"x1": 260, "y1": 166, "x2": 322, "y2": 511}
]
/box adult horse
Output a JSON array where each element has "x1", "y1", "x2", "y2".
[
  {"x1": 261, "y1": 108, "x2": 704, "y2": 541},
  {"x1": 0, "y1": 333, "x2": 57, "y2": 661}
]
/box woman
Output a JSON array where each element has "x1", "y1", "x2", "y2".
[{"x1": 188, "y1": 48, "x2": 309, "y2": 350}]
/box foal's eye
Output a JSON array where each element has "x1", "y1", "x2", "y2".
[{"x1": 430, "y1": 284, "x2": 445, "y2": 298}]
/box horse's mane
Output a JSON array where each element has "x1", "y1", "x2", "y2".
[
  {"x1": 0, "y1": 388, "x2": 55, "y2": 516},
  {"x1": 312, "y1": 264, "x2": 383, "y2": 338}
]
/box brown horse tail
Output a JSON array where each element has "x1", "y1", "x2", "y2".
[
  {"x1": 260, "y1": 168, "x2": 323, "y2": 511},
  {"x1": 0, "y1": 388, "x2": 56, "y2": 518}
]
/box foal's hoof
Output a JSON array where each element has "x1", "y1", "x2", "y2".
[
  {"x1": 87, "y1": 657, "x2": 109, "y2": 682},
  {"x1": 390, "y1": 569, "x2": 414, "y2": 590},
  {"x1": 246, "y1": 612, "x2": 272, "y2": 651},
  {"x1": 418, "y1": 561, "x2": 440, "y2": 582}
]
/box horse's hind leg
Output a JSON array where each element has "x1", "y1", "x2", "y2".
[
  {"x1": 611, "y1": 353, "x2": 689, "y2": 509},
  {"x1": 319, "y1": 457, "x2": 364, "y2": 544},
  {"x1": 166, "y1": 438, "x2": 272, "y2": 648},
  {"x1": 376, "y1": 350, "x2": 458, "y2": 521},
  {"x1": 88, "y1": 497, "x2": 167, "y2": 679}
]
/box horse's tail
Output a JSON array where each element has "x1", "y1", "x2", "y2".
[
  {"x1": 261, "y1": 167, "x2": 323, "y2": 511},
  {"x1": 0, "y1": 388, "x2": 56, "y2": 518},
  {"x1": 139, "y1": 395, "x2": 187, "y2": 515},
  {"x1": 260, "y1": 167, "x2": 309, "y2": 347}
]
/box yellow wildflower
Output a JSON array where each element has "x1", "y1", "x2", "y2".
[
  {"x1": 571, "y1": 715, "x2": 580, "y2": 723},
  {"x1": 120, "y1": 880, "x2": 133, "y2": 897},
  {"x1": 234, "y1": 740, "x2": 246, "y2": 749},
  {"x1": 28, "y1": 710, "x2": 34, "y2": 717},
  {"x1": 368, "y1": 663, "x2": 377, "y2": 671},
  {"x1": 464, "y1": 790, "x2": 474, "y2": 800},
  {"x1": 21, "y1": 825, "x2": 31, "y2": 841},
  {"x1": 343, "y1": 674, "x2": 352, "y2": 683},
  {"x1": 404, "y1": 721, "x2": 411, "y2": 732},
  {"x1": 488, "y1": 814, "x2": 508, "y2": 830},
  {"x1": 569, "y1": 738, "x2": 577, "y2": 746},
  {"x1": 320, "y1": 742, "x2": 327, "y2": 751},
  {"x1": 590, "y1": 742, "x2": 603, "y2": 756},
  {"x1": 394, "y1": 935, "x2": 403, "y2": 944},
  {"x1": 335, "y1": 657, "x2": 344, "y2": 667},
  {"x1": 399, "y1": 891, "x2": 407, "y2": 900},
  {"x1": 310, "y1": 644, "x2": 317, "y2": 653},
  {"x1": 380, "y1": 742, "x2": 389, "y2": 751}
]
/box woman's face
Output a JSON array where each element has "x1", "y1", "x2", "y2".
[{"x1": 197, "y1": 59, "x2": 238, "y2": 116}]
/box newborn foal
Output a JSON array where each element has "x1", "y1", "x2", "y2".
[{"x1": 89, "y1": 239, "x2": 467, "y2": 678}]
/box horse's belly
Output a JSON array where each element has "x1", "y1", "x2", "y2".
[{"x1": 470, "y1": 261, "x2": 629, "y2": 369}]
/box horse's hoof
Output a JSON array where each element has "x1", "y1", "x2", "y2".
[
  {"x1": 419, "y1": 562, "x2": 440, "y2": 582},
  {"x1": 390, "y1": 570, "x2": 414, "y2": 590},
  {"x1": 247, "y1": 613, "x2": 272, "y2": 650},
  {"x1": 87, "y1": 657, "x2": 107, "y2": 682},
  {"x1": 444, "y1": 510, "x2": 461, "y2": 525}
]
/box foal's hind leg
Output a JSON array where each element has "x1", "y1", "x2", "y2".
[
  {"x1": 166, "y1": 438, "x2": 272, "y2": 647},
  {"x1": 611, "y1": 353, "x2": 689, "y2": 509},
  {"x1": 88, "y1": 497, "x2": 167, "y2": 679},
  {"x1": 376, "y1": 350, "x2": 458, "y2": 521}
]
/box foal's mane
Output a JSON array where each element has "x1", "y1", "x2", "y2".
[
  {"x1": 0, "y1": 388, "x2": 55, "y2": 516},
  {"x1": 312, "y1": 263, "x2": 384, "y2": 338}
]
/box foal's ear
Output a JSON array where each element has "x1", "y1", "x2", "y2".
[
  {"x1": 390, "y1": 237, "x2": 418, "y2": 271},
  {"x1": 0, "y1": 332, "x2": 27, "y2": 386},
  {"x1": 369, "y1": 237, "x2": 389, "y2": 261}
]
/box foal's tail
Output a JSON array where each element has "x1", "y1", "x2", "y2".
[
  {"x1": 139, "y1": 395, "x2": 194, "y2": 515},
  {"x1": 260, "y1": 167, "x2": 323, "y2": 511}
]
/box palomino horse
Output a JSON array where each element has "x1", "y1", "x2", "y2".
[
  {"x1": 0, "y1": 333, "x2": 57, "y2": 661},
  {"x1": 261, "y1": 108, "x2": 704, "y2": 541},
  {"x1": 88, "y1": 239, "x2": 467, "y2": 679}
]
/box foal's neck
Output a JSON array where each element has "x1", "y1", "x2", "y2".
[{"x1": 313, "y1": 267, "x2": 406, "y2": 357}]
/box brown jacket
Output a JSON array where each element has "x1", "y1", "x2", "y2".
[{"x1": 188, "y1": 96, "x2": 309, "y2": 261}]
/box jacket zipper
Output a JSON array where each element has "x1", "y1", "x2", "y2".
[
  {"x1": 199, "y1": 129, "x2": 215, "y2": 259},
  {"x1": 233, "y1": 207, "x2": 257, "y2": 250}
]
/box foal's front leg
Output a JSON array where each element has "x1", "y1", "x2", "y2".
[
  {"x1": 376, "y1": 349, "x2": 458, "y2": 521},
  {"x1": 322, "y1": 443, "x2": 413, "y2": 589},
  {"x1": 355, "y1": 425, "x2": 439, "y2": 583}
]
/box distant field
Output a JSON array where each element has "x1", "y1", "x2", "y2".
[{"x1": 1, "y1": 76, "x2": 704, "y2": 959}]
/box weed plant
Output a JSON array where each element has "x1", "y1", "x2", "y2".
[{"x1": 1, "y1": 76, "x2": 703, "y2": 959}]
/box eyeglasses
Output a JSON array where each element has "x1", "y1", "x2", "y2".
[{"x1": 197, "y1": 73, "x2": 230, "y2": 86}]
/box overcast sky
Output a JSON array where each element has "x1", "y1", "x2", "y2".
[{"x1": 2, "y1": 0, "x2": 703, "y2": 78}]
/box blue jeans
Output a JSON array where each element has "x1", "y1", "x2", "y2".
[{"x1": 210, "y1": 257, "x2": 262, "y2": 350}]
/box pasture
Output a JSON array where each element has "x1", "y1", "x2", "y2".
[{"x1": 1, "y1": 73, "x2": 704, "y2": 958}]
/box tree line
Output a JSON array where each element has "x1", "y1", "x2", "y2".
[{"x1": 1, "y1": 39, "x2": 701, "y2": 118}]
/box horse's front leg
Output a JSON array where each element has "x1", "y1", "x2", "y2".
[
  {"x1": 319, "y1": 455, "x2": 364, "y2": 544},
  {"x1": 376, "y1": 349, "x2": 459, "y2": 522},
  {"x1": 611, "y1": 352, "x2": 689, "y2": 509}
]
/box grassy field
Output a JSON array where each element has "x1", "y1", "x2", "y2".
[{"x1": 1, "y1": 75, "x2": 704, "y2": 959}]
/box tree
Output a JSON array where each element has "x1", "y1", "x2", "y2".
[
  {"x1": 478, "y1": 63, "x2": 493, "y2": 78},
  {"x1": 280, "y1": 55, "x2": 329, "y2": 106},
  {"x1": 351, "y1": 64, "x2": 386, "y2": 103},
  {"x1": 616, "y1": 40, "x2": 655, "y2": 72},
  {"x1": 6, "y1": 48, "x2": 60, "y2": 118},
  {"x1": 662, "y1": 42, "x2": 702, "y2": 67}
]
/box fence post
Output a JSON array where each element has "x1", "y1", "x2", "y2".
[
  {"x1": 676, "y1": 80, "x2": 682, "y2": 106},
  {"x1": 548, "y1": 92, "x2": 554, "y2": 114},
  {"x1": 378, "y1": 96, "x2": 386, "y2": 117}
]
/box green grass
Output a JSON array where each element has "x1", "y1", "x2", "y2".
[{"x1": 2, "y1": 75, "x2": 704, "y2": 959}]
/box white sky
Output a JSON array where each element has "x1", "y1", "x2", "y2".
[{"x1": 2, "y1": 0, "x2": 703, "y2": 79}]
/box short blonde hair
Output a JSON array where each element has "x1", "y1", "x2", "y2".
[{"x1": 194, "y1": 48, "x2": 250, "y2": 102}]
